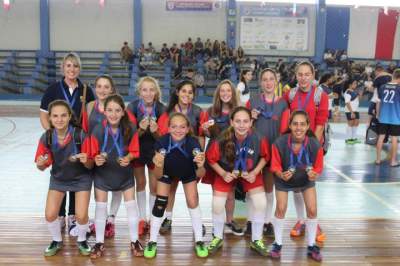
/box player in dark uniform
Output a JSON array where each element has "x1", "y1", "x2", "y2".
[
  {"x1": 89, "y1": 94, "x2": 143, "y2": 259},
  {"x1": 143, "y1": 113, "x2": 208, "y2": 258},
  {"x1": 269, "y1": 110, "x2": 324, "y2": 262},
  {"x1": 35, "y1": 100, "x2": 93, "y2": 257},
  {"x1": 126, "y1": 76, "x2": 166, "y2": 235}
]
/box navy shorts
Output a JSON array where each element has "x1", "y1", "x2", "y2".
[
  {"x1": 159, "y1": 175, "x2": 197, "y2": 185},
  {"x1": 345, "y1": 112, "x2": 360, "y2": 121},
  {"x1": 377, "y1": 123, "x2": 400, "y2": 136}
]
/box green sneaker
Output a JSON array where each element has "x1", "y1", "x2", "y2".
[
  {"x1": 207, "y1": 236, "x2": 223, "y2": 255},
  {"x1": 353, "y1": 138, "x2": 361, "y2": 144},
  {"x1": 345, "y1": 139, "x2": 354, "y2": 144},
  {"x1": 77, "y1": 240, "x2": 91, "y2": 256},
  {"x1": 194, "y1": 241, "x2": 208, "y2": 258},
  {"x1": 44, "y1": 241, "x2": 62, "y2": 257},
  {"x1": 159, "y1": 218, "x2": 172, "y2": 234},
  {"x1": 144, "y1": 241, "x2": 157, "y2": 259},
  {"x1": 249, "y1": 240, "x2": 269, "y2": 257}
]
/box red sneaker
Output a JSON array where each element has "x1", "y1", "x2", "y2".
[
  {"x1": 290, "y1": 221, "x2": 306, "y2": 237},
  {"x1": 316, "y1": 224, "x2": 326, "y2": 242},
  {"x1": 104, "y1": 221, "x2": 115, "y2": 238}
]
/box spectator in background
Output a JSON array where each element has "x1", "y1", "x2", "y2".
[
  {"x1": 185, "y1": 38, "x2": 194, "y2": 58},
  {"x1": 218, "y1": 54, "x2": 233, "y2": 80},
  {"x1": 369, "y1": 66, "x2": 392, "y2": 121},
  {"x1": 332, "y1": 76, "x2": 344, "y2": 119},
  {"x1": 204, "y1": 57, "x2": 219, "y2": 79},
  {"x1": 204, "y1": 39, "x2": 212, "y2": 57},
  {"x1": 184, "y1": 68, "x2": 205, "y2": 91},
  {"x1": 159, "y1": 43, "x2": 170, "y2": 65},
  {"x1": 236, "y1": 69, "x2": 253, "y2": 105},
  {"x1": 212, "y1": 40, "x2": 221, "y2": 58},
  {"x1": 169, "y1": 43, "x2": 180, "y2": 66},
  {"x1": 318, "y1": 72, "x2": 335, "y2": 119},
  {"x1": 120, "y1": 41, "x2": 133, "y2": 67},
  {"x1": 220, "y1": 41, "x2": 228, "y2": 57},
  {"x1": 236, "y1": 46, "x2": 245, "y2": 66},
  {"x1": 194, "y1": 37, "x2": 204, "y2": 58}
]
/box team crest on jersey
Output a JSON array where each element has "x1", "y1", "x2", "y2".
[{"x1": 247, "y1": 148, "x2": 254, "y2": 155}]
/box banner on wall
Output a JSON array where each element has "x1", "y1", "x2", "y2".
[
  {"x1": 239, "y1": 6, "x2": 309, "y2": 52},
  {"x1": 166, "y1": 0, "x2": 220, "y2": 11}
]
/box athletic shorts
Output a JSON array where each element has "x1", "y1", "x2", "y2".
[
  {"x1": 377, "y1": 123, "x2": 400, "y2": 136},
  {"x1": 213, "y1": 173, "x2": 264, "y2": 193},
  {"x1": 345, "y1": 112, "x2": 360, "y2": 121}
]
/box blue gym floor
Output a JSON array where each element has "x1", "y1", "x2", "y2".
[{"x1": 0, "y1": 104, "x2": 399, "y2": 220}]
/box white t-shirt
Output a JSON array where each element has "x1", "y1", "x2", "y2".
[
  {"x1": 344, "y1": 89, "x2": 359, "y2": 112},
  {"x1": 237, "y1": 81, "x2": 249, "y2": 105},
  {"x1": 371, "y1": 88, "x2": 380, "y2": 103}
]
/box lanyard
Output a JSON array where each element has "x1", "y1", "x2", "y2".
[
  {"x1": 288, "y1": 136, "x2": 311, "y2": 169},
  {"x1": 234, "y1": 136, "x2": 249, "y2": 172},
  {"x1": 177, "y1": 103, "x2": 192, "y2": 115},
  {"x1": 101, "y1": 125, "x2": 124, "y2": 157},
  {"x1": 258, "y1": 94, "x2": 275, "y2": 119},
  {"x1": 297, "y1": 86, "x2": 313, "y2": 111},
  {"x1": 53, "y1": 126, "x2": 77, "y2": 155},
  {"x1": 60, "y1": 81, "x2": 78, "y2": 107},
  {"x1": 138, "y1": 99, "x2": 156, "y2": 119},
  {"x1": 165, "y1": 135, "x2": 189, "y2": 158}
]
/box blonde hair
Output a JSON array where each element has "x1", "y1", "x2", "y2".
[
  {"x1": 136, "y1": 76, "x2": 162, "y2": 102},
  {"x1": 61, "y1": 52, "x2": 81, "y2": 71}
]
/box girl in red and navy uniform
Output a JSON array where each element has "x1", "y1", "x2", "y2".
[
  {"x1": 35, "y1": 100, "x2": 93, "y2": 257},
  {"x1": 247, "y1": 68, "x2": 290, "y2": 236},
  {"x1": 126, "y1": 76, "x2": 166, "y2": 235},
  {"x1": 200, "y1": 80, "x2": 243, "y2": 235},
  {"x1": 89, "y1": 94, "x2": 143, "y2": 258},
  {"x1": 157, "y1": 80, "x2": 206, "y2": 232},
  {"x1": 81, "y1": 75, "x2": 122, "y2": 238},
  {"x1": 206, "y1": 107, "x2": 270, "y2": 257},
  {"x1": 283, "y1": 61, "x2": 328, "y2": 242},
  {"x1": 269, "y1": 110, "x2": 323, "y2": 262},
  {"x1": 143, "y1": 113, "x2": 208, "y2": 258}
]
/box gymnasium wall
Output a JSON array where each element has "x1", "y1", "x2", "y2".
[
  {"x1": 49, "y1": 0, "x2": 134, "y2": 51},
  {"x1": 0, "y1": 1, "x2": 40, "y2": 50}
]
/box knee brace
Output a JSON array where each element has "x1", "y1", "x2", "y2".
[{"x1": 152, "y1": 195, "x2": 168, "y2": 218}]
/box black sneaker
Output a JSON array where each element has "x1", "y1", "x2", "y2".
[
  {"x1": 244, "y1": 221, "x2": 252, "y2": 236},
  {"x1": 263, "y1": 223, "x2": 274, "y2": 237},
  {"x1": 224, "y1": 221, "x2": 244, "y2": 236},
  {"x1": 202, "y1": 224, "x2": 206, "y2": 237},
  {"x1": 159, "y1": 218, "x2": 172, "y2": 234}
]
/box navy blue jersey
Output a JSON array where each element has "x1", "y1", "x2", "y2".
[
  {"x1": 154, "y1": 134, "x2": 201, "y2": 180},
  {"x1": 126, "y1": 99, "x2": 166, "y2": 164},
  {"x1": 40, "y1": 78, "x2": 95, "y2": 120}
]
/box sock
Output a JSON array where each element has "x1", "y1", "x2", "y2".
[
  {"x1": 165, "y1": 211, "x2": 172, "y2": 220},
  {"x1": 76, "y1": 222, "x2": 89, "y2": 242},
  {"x1": 109, "y1": 191, "x2": 122, "y2": 218},
  {"x1": 246, "y1": 194, "x2": 253, "y2": 222},
  {"x1": 346, "y1": 125, "x2": 352, "y2": 140},
  {"x1": 137, "y1": 190, "x2": 147, "y2": 220},
  {"x1": 293, "y1": 193, "x2": 305, "y2": 222},
  {"x1": 272, "y1": 217, "x2": 284, "y2": 245},
  {"x1": 251, "y1": 211, "x2": 265, "y2": 242},
  {"x1": 47, "y1": 219, "x2": 62, "y2": 242},
  {"x1": 188, "y1": 206, "x2": 203, "y2": 242},
  {"x1": 305, "y1": 219, "x2": 318, "y2": 247},
  {"x1": 125, "y1": 200, "x2": 139, "y2": 242},
  {"x1": 352, "y1": 126, "x2": 358, "y2": 139},
  {"x1": 265, "y1": 192, "x2": 274, "y2": 224},
  {"x1": 149, "y1": 194, "x2": 156, "y2": 217},
  {"x1": 95, "y1": 202, "x2": 108, "y2": 243},
  {"x1": 212, "y1": 196, "x2": 226, "y2": 239},
  {"x1": 149, "y1": 215, "x2": 163, "y2": 243}
]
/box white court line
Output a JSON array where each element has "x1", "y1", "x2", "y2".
[{"x1": 325, "y1": 162, "x2": 400, "y2": 214}]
